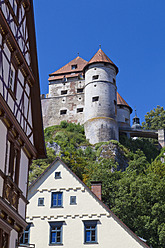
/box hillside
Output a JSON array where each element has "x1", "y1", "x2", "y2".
[{"x1": 30, "y1": 121, "x2": 165, "y2": 248}]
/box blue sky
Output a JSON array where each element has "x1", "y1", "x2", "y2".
[{"x1": 33, "y1": 0, "x2": 165, "y2": 124}]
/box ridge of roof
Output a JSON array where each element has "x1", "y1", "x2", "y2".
[
  {"x1": 28, "y1": 157, "x2": 149, "y2": 248},
  {"x1": 117, "y1": 92, "x2": 132, "y2": 113},
  {"x1": 84, "y1": 49, "x2": 118, "y2": 74},
  {"x1": 49, "y1": 56, "x2": 88, "y2": 77}
]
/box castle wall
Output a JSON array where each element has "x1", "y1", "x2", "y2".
[{"x1": 41, "y1": 78, "x2": 85, "y2": 127}]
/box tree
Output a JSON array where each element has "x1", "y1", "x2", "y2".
[{"x1": 142, "y1": 105, "x2": 165, "y2": 130}]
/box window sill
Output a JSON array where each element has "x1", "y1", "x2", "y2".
[
  {"x1": 49, "y1": 243, "x2": 63, "y2": 246},
  {"x1": 84, "y1": 242, "x2": 98, "y2": 245},
  {"x1": 51, "y1": 206, "x2": 63, "y2": 208}
]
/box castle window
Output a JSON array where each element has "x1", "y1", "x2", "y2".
[
  {"x1": 61, "y1": 90, "x2": 67, "y2": 95},
  {"x1": 92, "y1": 75, "x2": 99, "y2": 80},
  {"x1": 77, "y1": 88, "x2": 83, "y2": 93},
  {"x1": 92, "y1": 96, "x2": 99, "y2": 102},
  {"x1": 60, "y1": 109, "x2": 67, "y2": 115},
  {"x1": 70, "y1": 196, "x2": 76, "y2": 205},
  {"x1": 114, "y1": 100, "x2": 117, "y2": 105},
  {"x1": 55, "y1": 171, "x2": 61, "y2": 179},
  {"x1": 113, "y1": 78, "x2": 116, "y2": 84},
  {"x1": 38, "y1": 198, "x2": 44, "y2": 206},
  {"x1": 77, "y1": 108, "x2": 83, "y2": 113},
  {"x1": 94, "y1": 84, "x2": 97, "y2": 87},
  {"x1": 72, "y1": 64, "x2": 77, "y2": 70}
]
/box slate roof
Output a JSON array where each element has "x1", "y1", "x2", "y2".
[{"x1": 117, "y1": 92, "x2": 132, "y2": 113}]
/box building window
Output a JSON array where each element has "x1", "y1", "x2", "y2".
[
  {"x1": 49, "y1": 222, "x2": 63, "y2": 245},
  {"x1": 71, "y1": 64, "x2": 77, "y2": 70},
  {"x1": 70, "y1": 196, "x2": 76, "y2": 205},
  {"x1": 8, "y1": 140, "x2": 21, "y2": 185},
  {"x1": 38, "y1": 198, "x2": 44, "y2": 206},
  {"x1": 60, "y1": 109, "x2": 67, "y2": 115},
  {"x1": 92, "y1": 75, "x2": 99, "y2": 80},
  {"x1": 61, "y1": 90, "x2": 67, "y2": 95},
  {"x1": 20, "y1": 224, "x2": 31, "y2": 244},
  {"x1": 77, "y1": 108, "x2": 83, "y2": 113},
  {"x1": 92, "y1": 96, "x2": 99, "y2": 102},
  {"x1": 77, "y1": 88, "x2": 83, "y2": 93},
  {"x1": 51, "y1": 192, "x2": 63, "y2": 207},
  {"x1": 55, "y1": 171, "x2": 61, "y2": 179},
  {"x1": 84, "y1": 221, "x2": 97, "y2": 243}
]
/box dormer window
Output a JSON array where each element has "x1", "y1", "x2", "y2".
[
  {"x1": 71, "y1": 64, "x2": 77, "y2": 70},
  {"x1": 92, "y1": 75, "x2": 99, "y2": 80}
]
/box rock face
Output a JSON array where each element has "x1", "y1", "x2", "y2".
[
  {"x1": 97, "y1": 142, "x2": 129, "y2": 171},
  {"x1": 47, "y1": 142, "x2": 61, "y2": 155}
]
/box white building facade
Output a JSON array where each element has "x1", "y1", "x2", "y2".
[{"x1": 24, "y1": 158, "x2": 149, "y2": 248}]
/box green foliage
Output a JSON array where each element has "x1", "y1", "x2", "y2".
[
  {"x1": 142, "y1": 105, "x2": 165, "y2": 130},
  {"x1": 30, "y1": 120, "x2": 165, "y2": 247},
  {"x1": 120, "y1": 135, "x2": 159, "y2": 163}
]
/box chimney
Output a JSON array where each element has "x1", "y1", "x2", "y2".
[{"x1": 91, "y1": 181, "x2": 102, "y2": 200}]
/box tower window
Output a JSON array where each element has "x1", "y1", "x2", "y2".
[
  {"x1": 61, "y1": 90, "x2": 67, "y2": 95},
  {"x1": 92, "y1": 75, "x2": 99, "y2": 80},
  {"x1": 77, "y1": 108, "x2": 83, "y2": 113},
  {"x1": 113, "y1": 78, "x2": 116, "y2": 84},
  {"x1": 77, "y1": 88, "x2": 83, "y2": 93},
  {"x1": 72, "y1": 64, "x2": 77, "y2": 70},
  {"x1": 92, "y1": 96, "x2": 99, "y2": 102},
  {"x1": 60, "y1": 110, "x2": 67, "y2": 115}
]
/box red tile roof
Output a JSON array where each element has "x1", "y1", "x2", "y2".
[
  {"x1": 117, "y1": 92, "x2": 132, "y2": 113},
  {"x1": 84, "y1": 49, "x2": 118, "y2": 74},
  {"x1": 49, "y1": 56, "x2": 88, "y2": 77}
]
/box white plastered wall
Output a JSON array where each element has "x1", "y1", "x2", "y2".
[{"x1": 27, "y1": 160, "x2": 147, "y2": 248}]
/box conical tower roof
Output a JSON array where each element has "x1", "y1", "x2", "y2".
[
  {"x1": 117, "y1": 92, "x2": 132, "y2": 113},
  {"x1": 84, "y1": 48, "x2": 118, "y2": 74}
]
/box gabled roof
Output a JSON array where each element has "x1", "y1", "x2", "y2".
[
  {"x1": 84, "y1": 49, "x2": 118, "y2": 74},
  {"x1": 117, "y1": 92, "x2": 132, "y2": 113},
  {"x1": 29, "y1": 157, "x2": 149, "y2": 248},
  {"x1": 49, "y1": 56, "x2": 88, "y2": 81}
]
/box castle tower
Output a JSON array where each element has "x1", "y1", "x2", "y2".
[
  {"x1": 83, "y1": 48, "x2": 119, "y2": 144},
  {"x1": 132, "y1": 110, "x2": 141, "y2": 129}
]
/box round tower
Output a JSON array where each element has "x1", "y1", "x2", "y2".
[
  {"x1": 83, "y1": 48, "x2": 119, "y2": 144},
  {"x1": 117, "y1": 92, "x2": 132, "y2": 128}
]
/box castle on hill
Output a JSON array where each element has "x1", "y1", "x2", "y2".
[{"x1": 41, "y1": 48, "x2": 163, "y2": 145}]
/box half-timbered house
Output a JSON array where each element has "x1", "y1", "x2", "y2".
[{"x1": 0, "y1": 0, "x2": 46, "y2": 247}]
